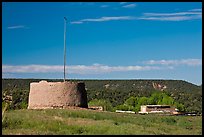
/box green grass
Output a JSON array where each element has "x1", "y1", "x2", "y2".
[{"x1": 2, "y1": 109, "x2": 202, "y2": 135}]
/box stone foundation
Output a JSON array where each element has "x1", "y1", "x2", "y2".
[{"x1": 28, "y1": 80, "x2": 88, "y2": 109}]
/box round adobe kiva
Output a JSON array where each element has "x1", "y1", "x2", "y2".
[{"x1": 28, "y1": 81, "x2": 88, "y2": 109}]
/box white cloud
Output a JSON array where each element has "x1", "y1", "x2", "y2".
[
  {"x1": 70, "y1": 64, "x2": 165, "y2": 74},
  {"x1": 3, "y1": 65, "x2": 63, "y2": 73},
  {"x1": 120, "y1": 2, "x2": 127, "y2": 5},
  {"x1": 3, "y1": 59, "x2": 200, "y2": 75},
  {"x1": 70, "y1": 21, "x2": 83, "y2": 24},
  {"x1": 70, "y1": 16, "x2": 135, "y2": 24},
  {"x1": 138, "y1": 15, "x2": 201, "y2": 21},
  {"x1": 188, "y1": 8, "x2": 202, "y2": 12},
  {"x1": 7, "y1": 25, "x2": 28, "y2": 29},
  {"x1": 2, "y1": 64, "x2": 171, "y2": 74},
  {"x1": 122, "y1": 4, "x2": 136, "y2": 8},
  {"x1": 81, "y1": 16, "x2": 134, "y2": 22},
  {"x1": 145, "y1": 59, "x2": 202, "y2": 66},
  {"x1": 140, "y1": 10, "x2": 202, "y2": 21},
  {"x1": 100, "y1": 5, "x2": 109, "y2": 8},
  {"x1": 144, "y1": 11, "x2": 201, "y2": 16},
  {"x1": 71, "y1": 9, "x2": 202, "y2": 24}
]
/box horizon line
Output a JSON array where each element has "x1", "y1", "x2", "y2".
[{"x1": 2, "y1": 78, "x2": 201, "y2": 86}]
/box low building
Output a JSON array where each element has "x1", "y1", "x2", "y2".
[{"x1": 139, "y1": 105, "x2": 178, "y2": 114}]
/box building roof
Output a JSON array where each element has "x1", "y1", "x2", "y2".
[
  {"x1": 146, "y1": 105, "x2": 170, "y2": 107},
  {"x1": 141, "y1": 105, "x2": 171, "y2": 108}
]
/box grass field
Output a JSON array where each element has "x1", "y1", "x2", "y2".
[{"x1": 2, "y1": 108, "x2": 202, "y2": 135}]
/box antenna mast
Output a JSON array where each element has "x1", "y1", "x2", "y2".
[{"x1": 64, "y1": 17, "x2": 67, "y2": 82}]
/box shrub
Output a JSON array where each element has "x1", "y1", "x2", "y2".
[
  {"x1": 113, "y1": 104, "x2": 135, "y2": 111},
  {"x1": 88, "y1": 99, "x2": 113, "y2": 111},
  {"x1": 161, "y1": 117, "x2": 177, "y2": 125}
]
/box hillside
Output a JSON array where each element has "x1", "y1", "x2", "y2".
[
  {"x1": 2, "y1": 109, "x2": 202, "y2": 135},
  {"x1": 2, "y1": 79, "x2": 202, "y2": 113}
]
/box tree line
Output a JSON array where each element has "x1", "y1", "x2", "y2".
[{"x1": 2, "y1": 79, "x2": 202, "y2": 114}]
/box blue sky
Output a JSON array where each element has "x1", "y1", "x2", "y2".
[{"x1": 2, "y1": 2, "x2": 202, "y2": 85}]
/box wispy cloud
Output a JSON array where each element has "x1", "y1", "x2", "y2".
[
  {"x1": 71, "y1": 16, "x2": 135, "y2": 24},
  {"x1": 188, "y1": 8, "x2": 202, "y2": 12},
  {"x1": 100, "y1": 5, "x2": 109, "y2": 8},
  {"x1": 3, "y1": 59, "x2": 201, "y2": 74},
  {"x1": 120, "y1": 2, "x2": 127, "y2": 5},
  {"x1": 138, "y1": 15, "x2": 201, "y2": 21},
  {"x1": 81, "y1": 16, "x2": 134, "y2": 22},
  {"x1": 140, "y1": 10, "x2": 202, "y2": 21},
  {"x1": 144, "y1": 11, "x2": 201, "y2": 16},
  {"x1": 7, "y1": 25, "x2": 28, "y2": 29},
  {"x1": 3, "y1": 65, "x2": 63, "y2": 73},
  {"x1": 122, "y1": 3, "x2": 136, "y2": 8},
  {"x1": 68, "y1": 64, "x2": 169, "y2": 74},
  {"x1": 71, "y1": 2, "x2": 95, "y2": 6},
  {"x1": 70, "y1": 21, "x2": 83, "y2": 24},
  {"x1": 71, "y1": 9, "x2": 202, "y2": 24},
  {"x1": 144, "y1": 59, "x2": 202, "y2": 66},
  {"x1": 2, "y1": 64, "x2": 172, "y2": 74}
]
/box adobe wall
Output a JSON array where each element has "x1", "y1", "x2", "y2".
[{"x1": 28, "y1": 81, "x2": 88, "y2": 109}]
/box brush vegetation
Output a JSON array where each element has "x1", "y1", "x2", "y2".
[
  {"x1": 2, "y1": 79, "x2": 202, "y2": 113},
  {"x1": 2, "y1": 79, "x2": 202, "y2": 135},
  {"x1": 2, "y1": 109, "x2": 202, "y2": 135}
]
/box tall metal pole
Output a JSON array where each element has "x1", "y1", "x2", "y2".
[{"x1": 64, "y1": 17, "x2": 67, "y2": 82}]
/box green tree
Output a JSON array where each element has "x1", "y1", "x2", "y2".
[
  {"x1": 160, "y1": 95, "x2": 174, "y2": 105},
  {"x1": 124, "y1": 96, "x2": 137, "y2": 107},
  {"x1": 138, "y1": 97, "x2": 149, "y2": 105},
  {"x1": 148, "y1": 91, "x2": 163, "y2": 105},
  {"x1": 113, "y1": 104, "x2": 135, "y2": 111},
  {"x1": 174, "y1": 102, "x2": 185, "y2": 112}
]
